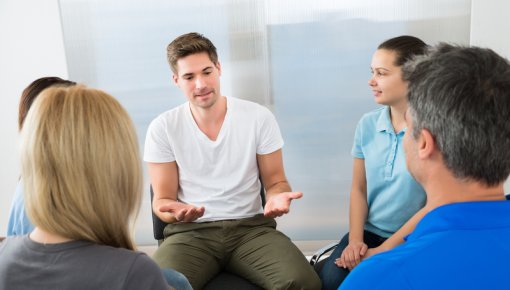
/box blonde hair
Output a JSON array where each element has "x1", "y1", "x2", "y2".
[{"x1": 21, "y1": 85, "x2": 142, "y2": 250}]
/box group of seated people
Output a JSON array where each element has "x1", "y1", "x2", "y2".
[{"x1": 1, "y1": 32, "x2": 509, "y2": 290}]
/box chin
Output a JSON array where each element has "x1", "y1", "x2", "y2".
[
  {"x1": 374, "y1": 98, "x2": 388, "y2": 106},
  {"x1": 196, "y1": 99, "x2": 216, "y2": 109}
]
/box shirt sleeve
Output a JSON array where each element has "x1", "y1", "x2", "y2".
[
  {"x1": 124, "y1": 254, "x2": 170, "y2": 290},
  {"x1": 256, "y1": 106, "x2": 284, "y2": 155},
  {"x1": 144, "y1": 116, "x2": 175, "y2": 163},
  {"x1": 351, "y1": 119, "x2": 365, "y2": 159}
]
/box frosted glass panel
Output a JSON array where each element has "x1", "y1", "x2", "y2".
[{"x1": 59, "y1": 0, "x2": 471, "y2": 244}]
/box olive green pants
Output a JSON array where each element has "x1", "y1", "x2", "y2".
[{"x1": 153, "y1": 214, "x2": 321, "y2": 290}]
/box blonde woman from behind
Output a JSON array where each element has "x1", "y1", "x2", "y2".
[{"x1": 0, "y1": 86, "x2": 172, "y2": 290}]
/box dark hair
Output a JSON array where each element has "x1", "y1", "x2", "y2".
[
  {"x1": 166, "y1": 32, "x2": 218, "y2": 74},
  {"x1": 403, "y1": 43, "x2": 510, "y2": 186},
  {"x1": 18, "y1": 77, "x2": 76, "y2": 130},
  {"x1": 378, "y1": 35, "x2": 428, "y2": 67}
]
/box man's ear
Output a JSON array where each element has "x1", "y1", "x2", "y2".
[
  {"x1": 172, "y1": 74, "x2": 179, "y2": 86},
  {"x1": 215, "y1": 61, "x2": 221, "y2": 76},
  {"x1": 418, "y1": 128, "x2": 436, "y2": 159}
]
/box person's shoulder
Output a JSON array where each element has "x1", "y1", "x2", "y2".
[
  {"x1": 123, "y1": 250, "x2": 159, "y2": 268},
  {"x1": 229, "y1": 97, "x2": 265, "y2": 110},
  {"x1": 2, "y1": 235, "x2": 26, "y2": 244},
  {"x1": 71, "y1": 243, "x2": 156, "y2": 268},
  {"x1": 358, "y1": 106, "x2": 385, "y2": 122},
  {"x1": 0, "y1": 235, "x2": 28, "y2": 257},
  {"x1": 0, "y1": 235, "x2": 22, "y2": 247},
  {"x1": 156, "y1": 102, "x2": 188, "y2": 120},
  {"x1": 131, "y1": 251, "x2": 161, "y2": 268},
  {"x1": 75, "y1": 244, "x2": 154, "y2": 271},
  {"x1": 354, "y1": 107, "x2": 386, "y2": 134},
  {"x1": 149, "y1": 103, "x2": 188, "y2": 129},
  {"x1": 124, "y1": 251, "x2": 169, "y2": 289},
  {"x1": 76, "y1": 246, "x2": 168, "y2": 289},
  {"x1": 229, "y1": 97, "x2": 272, "y2": 118}
]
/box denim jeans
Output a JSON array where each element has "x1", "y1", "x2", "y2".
[
  {"x1": 319, "y1": 230, "x2": 386, "y2": 290},
  {"x1": 161, "y1": 268, "x2": 193, "y2": 290}
]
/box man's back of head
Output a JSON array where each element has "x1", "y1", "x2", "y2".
[{"x1": 404, "y1": 43, "x2": 510, "y2": 186}]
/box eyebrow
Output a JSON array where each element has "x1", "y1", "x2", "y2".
[
  {"x1": 181, "y1": 66, "x2": 214, "y2": 78},
  {"x1": 372, "y1": 67, "x2": 391, "y2": 71}
]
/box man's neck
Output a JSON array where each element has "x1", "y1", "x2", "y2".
[
  {"x1": 190, "y1": 96, "x2": 227, "y2": 141},
  {"x1": 190, "y1": 96, "x2": 226, "y2": 122},
  {"x1": 424, "y1": 168, "x2": 506, "y2": 209}
]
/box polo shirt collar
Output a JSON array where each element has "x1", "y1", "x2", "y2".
[
  {"x1": 376, "y1": 106, "x2": 391, "y2": 133},
  {"x1": 376, "y1": 106, "x2": 407, "y2": 135}
]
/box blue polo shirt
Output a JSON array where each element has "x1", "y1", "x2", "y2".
[
  {"x1": 7, "y1": 181, "x2": 34, "y2": 236},
  {"x1": 340, "y1": 200, "x2": 510, "y2": 290},
  {"x1": 352, "y1": 106, "x2": 425, "y2": 238}
]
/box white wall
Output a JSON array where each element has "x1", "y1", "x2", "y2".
[
  {"x1": 0, "y1": 0, "x2": 68, "y2": 236},
  {"x1": 470, "y1": 0, "x2": 510, "y2": 58},
  {"x1": 470, "y1": 0, "x2": 510, "y2": 193}
]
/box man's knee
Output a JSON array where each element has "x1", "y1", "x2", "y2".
[{"x1": 152, "y1": 237, "x2": 221, "y2": 289}]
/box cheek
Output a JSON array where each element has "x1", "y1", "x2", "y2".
[
  {"x1": 184, "y1": 83, "x2": 195, "y2": 91},
  {"x1": 382, "y1": 81, "x2": 406, "y2": 100},
  {"x1": 393, "y1": 80, "x2": 408, "y2": 95}
]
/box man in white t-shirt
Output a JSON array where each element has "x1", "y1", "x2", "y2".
[{"x1": 144, "y1": 32, "x2": 320, "y2": 290}]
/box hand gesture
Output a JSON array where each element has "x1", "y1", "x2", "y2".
[
  {"x1": 263, "y1": 191, "x2": 303, "y2": 218},
  {"x1": 335, "y1": 241, "x2": 368, "y2": 270},
  {"x1": 158, "y1": 202, "x2": 205, "y2": 223}
]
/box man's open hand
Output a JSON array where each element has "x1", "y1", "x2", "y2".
[
  {"x1": 158, "y1": 202, "x2": 205, "y2": 223},
  {"x1": 263, "y1": 191, "x2": 303, "y2": 218}
]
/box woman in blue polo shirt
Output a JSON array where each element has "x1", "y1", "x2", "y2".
[{"x1": 319, "y1": 36, "x2": 428, "y2": 290}]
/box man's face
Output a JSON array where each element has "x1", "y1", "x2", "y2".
[
  {"x1": 403, "y1": 108, "x2": 421, "y2": 182},
  {"x1": 173, "y1": 52, "x2": 221, "y2": 109}
]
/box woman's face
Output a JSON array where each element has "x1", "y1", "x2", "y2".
[{"x1": 368, "y1": 49, "x2": 408, "y2": 107}]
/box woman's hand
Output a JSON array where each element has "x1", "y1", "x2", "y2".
[{"x1": 335, "y1": 241, "x2": 368, "y2": 270}]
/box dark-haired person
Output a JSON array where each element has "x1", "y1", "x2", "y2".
[
  {"x1": 7, "y1": 77, "x2": 76, "y2": 236},
  {"x1": 320, "y1": 36, "x2": 429, "y2": 290},
  {"x1": 145, "y1": 32, "x2": 320, "y2": 290},
  {"x1": 341, "y1": 43, "x2": 510, "y2": 290}
]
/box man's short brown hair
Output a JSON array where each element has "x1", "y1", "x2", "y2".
[{"x1": 166, "y1": 32, "x2": 218, "y2": 74}]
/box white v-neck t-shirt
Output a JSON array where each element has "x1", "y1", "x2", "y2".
[{"x1": 144, "y1": 97, "x2": 284, "y2": 222}]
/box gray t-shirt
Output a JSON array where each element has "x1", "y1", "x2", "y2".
[{"x1": 0, "y1": 235, "x2": 169, "y2": 290}]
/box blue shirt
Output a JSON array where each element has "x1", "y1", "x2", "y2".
[
  {"x1": 7, "y1": 181, "x2": 34, "y2": 236},
  {"x1": 340, "y1": 200, "x2": 510, "y2": 290},
  {"x1": 352, "y1": 107, "x2": 426, "y2": 237}
]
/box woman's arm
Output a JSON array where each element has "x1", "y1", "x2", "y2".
[
  {"x1": 338, "y1": 158, "x2": 369, "y2": 269},
  {"x1": 363, "y1": 205, "x2": 430, "y2": 259}
]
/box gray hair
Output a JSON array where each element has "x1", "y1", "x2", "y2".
[{"x1": 403, "y1": 43, "x2": 510, "y2": 186}]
